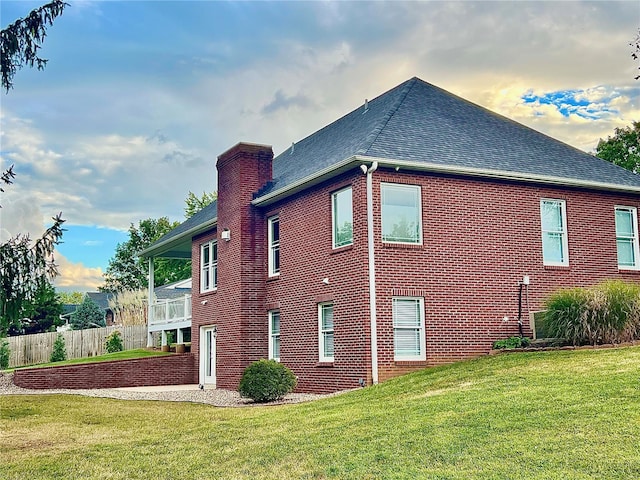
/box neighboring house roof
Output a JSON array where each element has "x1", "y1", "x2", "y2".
[
  {"x1": 141, "y1": 76, "x2": 640, "y2": 258},
  {"x1": 86, "y1": 292, "x2": 114, "y2": 312},
  {"x1": 154, "y1": 278, "x2": 192, "y2": 300},
  {"x1": 60, "y1": 304, "x2": 79, "y2": 319}
]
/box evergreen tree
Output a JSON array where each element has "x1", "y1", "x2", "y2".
[
  {"x1": 50, "y1": 333, "x2": 66, "y2": 362},
  {"x1": 70, "y1": 296, "x2": 105, "y2": 330},
  {"x1": 20, "y1": 282, "x2": 64, "y2": 335},
  {"x1": 1, "y1": 0, "x2": 69, "y2": 92}
]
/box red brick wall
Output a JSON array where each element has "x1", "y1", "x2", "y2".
[
  {"x1": 13, "y1": 354, "x2": 196, "y2": 389},
  {"x1": 191, "y1": 143, "x2": 273, "y2": 390},
  {"x1": 371, "y1": 169, "x2": 640, "y2": 381},
  {"x1": 264, "y1": 170, "x2": 371, "y2": 393},
  {"x1": 189, "y1": 157, "x2": 640, "y2": 394}
]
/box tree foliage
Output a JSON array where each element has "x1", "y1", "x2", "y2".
[
  {"x1": 101, "y1": 218, "x2": 190, "y2": 292},
  {"x1": 70, "y1": 296, "x2": 105, "y2": 330},
  {"x1": 19, "y1": 281, "x2": 64, "y2": 335},
  {"x1": 1, "y1": 0, "x2": 68, "y2": 92},
  {"x1": 0, "y1": 212, "x2": 65, "y2": 336},
  {"x1": 1, "y1": 3, "x2": 67, "y2": 337},
  {"x1": 595, "y1": 121, "x2": 640, "y2": 174},
  {"x1": 57, "y1": 291, "x2": 84, "y2": 305},
  {"x1": 185, "y1": 191, "x2": 217, "y2": 219}
]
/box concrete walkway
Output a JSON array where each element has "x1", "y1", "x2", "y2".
[{"x1": 114, "y1": 384, "x2": 201, "y2": 392}]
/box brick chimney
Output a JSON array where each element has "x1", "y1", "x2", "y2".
[{"x1": 214, "y1": 142, "x2": 273, "y2": 388}]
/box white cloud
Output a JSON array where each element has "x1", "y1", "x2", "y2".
[{"x1": 53, "y1": 253, "x2": 104, "y2": 292}]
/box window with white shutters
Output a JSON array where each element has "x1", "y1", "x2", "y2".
[{"x1": 393, "y1": 297, "x2": 425, "y2": 361}]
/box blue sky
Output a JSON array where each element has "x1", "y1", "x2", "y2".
[{"x1": 1, "y1": 0, "x2": 639, "y2": 292}]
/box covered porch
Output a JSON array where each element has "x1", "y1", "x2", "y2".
[{"x1": 138, "y1": 202, "x2": 217, "y2": 349}]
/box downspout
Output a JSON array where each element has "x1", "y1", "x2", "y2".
[
  {"x1": 147, "y1": 257, "x2": 155, "y2": 347},
  {"x1": 363, "y1": 161, "x2": 379, "y2": 385}
]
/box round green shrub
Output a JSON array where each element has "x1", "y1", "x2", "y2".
[{"x1": 238, "y1": 359, "x2": 297, "y2": 403}]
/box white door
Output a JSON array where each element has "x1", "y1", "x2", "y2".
[{"x1": 200, "y1": 326, "x2": 217, "y2": 387}]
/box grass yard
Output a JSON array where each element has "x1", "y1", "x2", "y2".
[
  {"x1": 1, "y1": 346, "x2": 640, "y2": 479},
  {"x1": 9, "y1": 348, "x2": 170, "y2": 371}
]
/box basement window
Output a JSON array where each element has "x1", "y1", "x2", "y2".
[{"x1": 393, "y1": 297, "x2": 425, "y2": 361}]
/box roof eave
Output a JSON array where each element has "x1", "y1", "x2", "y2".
[
  {"x1": 251, "y1": 156, "x2": 360, "y2": 207},
  {"x1": 252, "y1": 155, "x2": 640, "y2": 207},
  {"x1": 138, "y1": 217, "x2": 218, "y2": 258},
  {"x1": 361, "y1": 156, "x2": 640, "y2": 195}
]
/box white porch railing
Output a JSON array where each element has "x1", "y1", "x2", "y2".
[{"x1": 149, "y1": 294, "x2": 192, "y2": 328}]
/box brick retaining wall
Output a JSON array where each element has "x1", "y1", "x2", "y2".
[{"x1": 13, "y1": 354, "x2": 196, "y2": 390}]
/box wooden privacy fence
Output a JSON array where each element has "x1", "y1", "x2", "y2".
[{"x1": 6, "y1": 325, "x2": 148, "y2": 368}]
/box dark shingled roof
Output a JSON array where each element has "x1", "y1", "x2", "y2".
[
  {"x1": 86, "y1": 292, "x2": 114, "y2": 311},
  {"x1": 140, "y1": 200, "x2": 218, "y2": 257},
  {"x1": 143, "y1": 77, "x2": 640, "y2": 257},
  {"x1": 263, "y1": 77, "x2": 640, "y2": 196}
]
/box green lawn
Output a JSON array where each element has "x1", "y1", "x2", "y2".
[
  {"x1": 2, "y1": 347, "x2": 640, "y2": 479},
  {"x1": 10, "y1": 348, "x2": 170, "y2": 371}
]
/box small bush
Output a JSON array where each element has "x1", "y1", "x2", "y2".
[
  {"x1": 239, "y1": 359, "x2": 297, "y2": 403},
  {"x1": 0, "y1": 338, "x2": 10, "y2": 369},
  {"x1": 50, "y1": 334, "x2": 67, "y2": 362},
  {"x1": 105, "y1": 330, "x2": 124, "y2": 353},
  {"x1": 493, "y1": 336, "x2": 531, "y2": 349}
]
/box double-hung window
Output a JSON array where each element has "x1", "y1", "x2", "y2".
[
  {"x1": 332, "y1": 187, "x2": 353, "y2": 248},
  {"x1": 393, "y1": 297, "x2": 425, "y2": 361},
  {"x1": 268, "y1": 311, "x2": 281, "y2": 361},
  {"x1": 540, "y1": 199, "x2": 569, "y2": 266},
  {"x1": 318, "y1": 303, "x2": 334, "y2": 362},
  {"x1": 615, "y1": 206, "x2": 640, "y2": 270},
  {"x1": 381, "y1": 183, "x2": 422, "y2": 244},
  {"x1": 268, "y1": 216, "x2": 280, "y2": 276},
  {"x1": 200, "y1": 240, "x2": 217, "y2": 293}
]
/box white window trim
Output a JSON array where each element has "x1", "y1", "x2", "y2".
[
  {"x1": 318, "y1": 302, "x2": 334, "y2": 363},
  {"x1": 393, "y1": 297, "x2": 426, "y2": 361},
  {"x1": 268, "y1": 216, "x2": 280, "y2": 277},
  {"x1": 381, "y1": 183, "x2": 423, "y2": 245},
  {"x1": 268, "y1": 310, "x2": 281, "y2": 361},
  {"x1": 332, "y1": 186, "x2": 353, "y2": 249},
  {"x1": 540, "y1": 199, "x2": 569, "y2": 267},
  {"x1": 615, "y1": 206, "x2": 640, "y2": 271},
  {"x1": 200, "y1": 240, "x2": 217, "y2": 293}
]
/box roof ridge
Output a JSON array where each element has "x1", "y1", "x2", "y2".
[{"x1": 359, "y1": 77, "x2": 418, "y2": 156}]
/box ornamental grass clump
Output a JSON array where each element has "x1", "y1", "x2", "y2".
[
  {"x1": 545, "y1": 280, "x2": 640, "y2": 346},
  {"x1": 238, "y1": 359, "x2": 297, "y2": 403}
]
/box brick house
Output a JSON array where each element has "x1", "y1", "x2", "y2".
[{"x1": 141, "y1": 77, "x2": 640, "y2": 393}]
